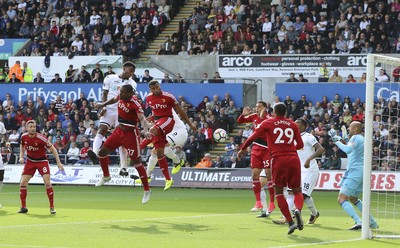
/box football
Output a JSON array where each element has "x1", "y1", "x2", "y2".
[{"x1": 213, "y1": 128, "x2": 227, "y2": 143}]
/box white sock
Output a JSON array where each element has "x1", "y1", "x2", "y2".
[
  {"x1": 164, "y1": 146, "x2": 180, "y2": 164},
  {"x1": 305, "y1": 196, "x2": 318, "y2": 216},
  {"x1": 286, "y1": 193, "x2": 295, "y2": 212},
  {"x1": 93, "y1": 133, "x2": 104, "y2": 154},
  {"x1": 260, "y1": 188, "x2": 267, "y2": 212},
  {"x1": 146, "y1": 154, "x2": 158, "y2": 175},
  {"x1": 119, "y1": 147, "x2": 128, "y2": 169}
]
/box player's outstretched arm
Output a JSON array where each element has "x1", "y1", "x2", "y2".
[
  {"x1": 335, "y1": 140, "x2": 354, "y2": 154},
  {"x1": 173, "y1": 104, "x2": 197, "y2": 132},
  {"x1": 49, "y1": 145, "x2": 64, "y2": 170},
  {"x1": 95, "y1": 97, "x2": 118, "y2": 109}
]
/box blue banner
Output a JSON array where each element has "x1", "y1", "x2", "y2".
[
  {"x1": 0, "y1": 39, "x2": 27, "y2": 59},
  {"x1": 0, "y1": 83, "x2": 243, "y2": 107},
  {"x1": 275, "y1": 83, "x2": 398, "y2": 103}
]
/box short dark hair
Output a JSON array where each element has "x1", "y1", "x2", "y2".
[
  {"x1": 296, "y1": 118, "x2": 308, "y2": 127},
  {"x1": 148, "y1": 80, "x2": 159, "y2": 87},
  {"x1": 257, "y1": 100, "x2": 267, "y2": 108},
  {"x1": 274, "y1": 103, "x2": 287, "y2": 116},
  {"x1": 121, "y1": 84, "x2": 134, "y2": 92},
  {"x1": 123, "y1": 61, "x2": 136, "y2": 69}
]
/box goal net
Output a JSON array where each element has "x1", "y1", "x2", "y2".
[{"x1": 363, "y1": 54, "x2": 400, "y2": 239}]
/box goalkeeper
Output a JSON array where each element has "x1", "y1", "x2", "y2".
[{"x1": 328, "y1": 121, "x2": 378, "y2": 230}]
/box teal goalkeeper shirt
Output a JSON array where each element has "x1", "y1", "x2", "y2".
[{"x1": 335, "y1": 134, "x2": 364, "y2": 179}]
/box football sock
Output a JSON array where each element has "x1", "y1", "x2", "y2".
[
  {"x1": 158, "y1": 156, "x2": 171, "y2": 180},
  {"x1": 164, "y1": 146, "x2": 180, "y2": 164},
  {"x1": 20, "y1": 186, "x2": 27, "y2": 208},
  {"x1": 304, "y1": 196, "x2": 318, "y2": 216},
  {"x1": 134, "y1": 164, "x2": 150, "y2": 191},
  {"x1": 260, "y1": 188, "x2": 267, "y2": 212},
  {"x1": 286, "y1": 192, "x2": 295, "y2": 211},
  {"x1": 293, "y1": 192, "x2": 304, "y2": 211},
  {"x1": 46, "y1": 185, "x2": 54, "y2": 209},
  {"x1": 341, "y1": 200, "x2": 361, "y2": 225},
  {"x1": 267, "y1": 181, "x2": 275, "y2": 203},
  {"x1": 93, "y1": 133, "x2": 104, "y2": 154},
  {"x1": 354, "y1": 200, "x2": 377, "y2": 225},
  {"x1": 252, "y1": 179, "x2": 261, "y2": 202},
  {"x1": 99, "y1": 156, "x2": 110, "y2": 177},
  {"x1": 146, "y1": 154, "x2": 158, "y2": 175},
  {"x1": 119, "y1": 147, "x2": 128, "y2": 169},
  {"x1": 276, "y1": 194, "x2": 293, "y2": 222}
]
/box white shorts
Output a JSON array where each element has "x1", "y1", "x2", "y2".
[
  {"x1": 301, "y1": 169, "x2": 319, "y2": 196},
  {"x1": 166, "y1": 125, "x2": 188, "y2": 147},
  {"x1": 99, "y1": 110, "x2": 118, "y2": 130},
  {"x1": 260, "y1": 169, "x2": 266, "y2": 178}
]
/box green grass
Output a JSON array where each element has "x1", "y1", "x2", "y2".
[{"x1": 0, "y1": 185, "x2": 399, "y2": 248}]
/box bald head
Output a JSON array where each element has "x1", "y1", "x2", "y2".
[{"x1": 349, "y1": 121, "x2": 362, "y2": 135}]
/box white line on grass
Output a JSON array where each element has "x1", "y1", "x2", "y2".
[
  {"x1": 0, "y1": 213, "x2": 248, "y2": 229},
  {"x1": 269, "y1": 238, "x2": 362, "y2": 248}
]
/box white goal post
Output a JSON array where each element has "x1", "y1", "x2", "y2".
[{"x1": 363, "y1": 54, "x2": 400, "y2": 239}]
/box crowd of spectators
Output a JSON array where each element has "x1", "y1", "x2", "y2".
[
  {"x1": 156, "y1": 0, "x2": 400, "y2": 55},
  {"x1": 0, "y1": 0, "x2": 184, "y2": 60},
  {"x1": 2, "y1": 0, "x2": 400, "y2": 60}
]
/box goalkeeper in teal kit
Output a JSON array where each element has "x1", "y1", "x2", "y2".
[{"x1": 328, "y1": 121, "x2": 378, "y2": 230}]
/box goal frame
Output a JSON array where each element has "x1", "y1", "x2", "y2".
[{"x1": 363, "y1": 54, "x2": 400, "y2": 239}]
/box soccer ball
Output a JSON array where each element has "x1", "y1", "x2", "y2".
[{"x1": 213, "y1": 128, "x2": 227, "y2": 143}]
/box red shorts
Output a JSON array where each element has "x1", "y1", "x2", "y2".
[
  {"x1": 153, "y1": 117, "x2": 175, "y2": 149},
  {"x1": 250, "y1": 145, "x2": 271, "y2": 169},
  {"x1": 23, "y1": 160, "x2": 50, "y2": 176},
  {"x1": 103, "y1": 126, "x2": 141, "y2": 160},
  {"x1": 271, "y1": 155, "x2": 301, "y2": 188}
]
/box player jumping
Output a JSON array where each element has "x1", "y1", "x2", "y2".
[
  {"x1": 89, "y1": 61, "x2": 137, "y2": 186},
  {"x1": 94, "y1": 84, "x2": 152, "y2": 203},
  {"x1": 146, "y1": 80, "x2": 197, "y2": 190}
]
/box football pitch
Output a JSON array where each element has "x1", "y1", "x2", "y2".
[{"x1": 0, "y1": 185, "x2": 399, "y2": 248}]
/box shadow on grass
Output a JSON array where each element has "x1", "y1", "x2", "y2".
[
  {"x1": 26, "y1": 213, "x2": 60, "y2": 219},
  {"x1": 107, "y1": 221, "x2": 211, "y2": 235}
]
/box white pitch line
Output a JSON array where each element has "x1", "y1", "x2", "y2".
[
  {"x1": 0, "y1": 213, "x2": 248, "y2": 229},
  {"x1": 269, "y1": 238, "x2": 362, "y2": 248}
]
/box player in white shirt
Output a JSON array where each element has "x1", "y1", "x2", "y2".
[
  {"x1": 295, "y1": 118, "x2": 325, "y2": 224},
  {"x1": 0, "y1": 121, "x2": 6, "y2": 208},
  {"x1": 135, "y1": 109, "x2": 187, "y2": 184},
  {"x1": 272, "y1": 119, "x2": 325, "y2": 225},
  {"x1": 88, "y1": 61, "x2": 137, "y2": 186}
]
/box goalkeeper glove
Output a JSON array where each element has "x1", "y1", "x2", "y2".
[
  {"x1": 328, "y1": 129, "x2": 337, "y2": 137},
  {"x1": 332, "y1": 135, "x2": 342, "y2": 143}
]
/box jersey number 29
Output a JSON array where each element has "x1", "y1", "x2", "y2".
[{"x1": 273, "y1": 127, "x2": 294, "y2": 144}]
